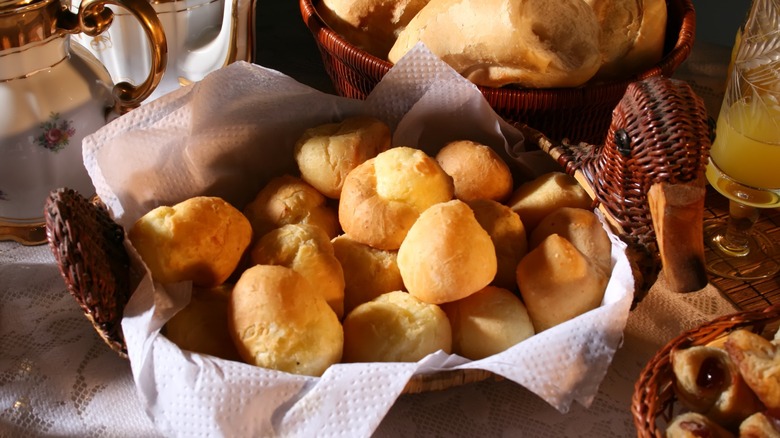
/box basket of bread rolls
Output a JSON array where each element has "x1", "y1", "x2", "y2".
[
  {"x1": 299, "y1": 0, "x2": 695, "y2": 145},
  {"x1": 632, "y1": 304, "x2": 780, "y2": 437},
  {"x1": 43, "y1": 53, "x2": 710, "y2": 435}
]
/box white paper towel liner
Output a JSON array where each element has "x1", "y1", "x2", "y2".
[{"x1": 82, "y1": 44, "x2": 634, "y2": 437}]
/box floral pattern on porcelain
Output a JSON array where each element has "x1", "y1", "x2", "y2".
[{"x1": 35, "y1": 113, "x2": 76, "y2": 152}]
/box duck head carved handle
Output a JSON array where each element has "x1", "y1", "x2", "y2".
[{"x1": 527, "y1": 76, "x2": 713, "y2": 300}]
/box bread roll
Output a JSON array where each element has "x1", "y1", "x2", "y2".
[
  {"x1": 129, "y1": 196, "x2": 252, "y2": 287},
  {"x1": 516, "y1": 234, "x2": 607, "y2": 332},
  {"x1": 398, "y1": 199, "x2": 497, "y2": 304},
  {"x1": 317, "y1": 0, "x2": 431, "y2": 59},
  {"x1": 725, "y1": 329, "x2": 780, "y2": 413},
  {"x1": 342, "y1": 291, "x2": 451, "y2": 362},
  {"x1": 294, "y1": 116, "x2": 391, "y2": 199},
  {"x1": 584, "y1": 0, "x2": 667, "y2": 80},
  {"x1": 529, "y1": 207, "x2": 612, "y2": 276},
  {"x1": 338, "y1": 146, "x2": 454, "y2": 250},
  {"x1": 250, "y1": 223, "x2": 345, "y2": 319},
  {"x1": 435, "y1": 140, "x2": 513, "y2": 202},
  {"x1": 671, "y1": 344, "x2": 764, "y2": 428},
  {"x1": 228, "y1": 265, "x2": 343, "y2": 376},
  {"x1": 739, "y1": 412, "x2": 780, "y2": 437},
  {"x1": 163, "y1": 285, "x2": 242, "y2": 361},
  {"x1": 441, "y1": 286, "x2": 534, "y2": 360},
  {"x1": 467, "y1": 199, "x2": 527, "y2": 291},
  {"x1": 507, "y1": 172, "x2": 592, "y2": 232},
  {"x1": 666, "y1": 412, "x2": 735, "y2": 438},
  {"x1": 388, "y1": 0, "x2": 601, "y2": 88},
  {"x1": 331, "y1": 234, "x2": 405, "y2": 315},
  {"x1": 243, "y1": 174, "x2": 340, "y2": 240}
]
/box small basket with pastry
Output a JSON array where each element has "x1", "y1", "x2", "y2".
[{"x1": 632, "y1": 304, "x2": 780, "y2": 437}]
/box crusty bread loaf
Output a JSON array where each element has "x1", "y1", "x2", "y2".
[
  {"x1": 467, "y1": 199, "x2": 527, "y2": 291},
  {"x1": 317, "y1": 0, "x2": 431, "y2": 59},
  {"x1": 129, "y1": 196, "x2": 252, "y2": 287},
  {"x1": 507, "y1": 172, "x2": 593, "y2": 232},
  {"x1": 295, "y1": 116, "x2": 391, "y2": 199},
  {"x1": 338, "y1": 146, "x2": 453, "y2": 250},
  {"x1": 243, "y1": 174, "x2": 340, "y2": 241},
  {"x1": 250, "y1": 223, "x2": 346, "y2": 318},
  {"x1": 228, "y1": 265, "x2": 343, "y2": 376},
  {"x1": 388, "y1": 0, "x2": 602, "y2": 88},
  {"x1": 331, "y1": 234, "x2": 405, "y2": 315},
  {"x1": 435, "y1": 140, "x2": 513, "y2": 202},
  {"x1": 529, "y1": 207, "x2": 612, "y2": 276},
  {"x1": 398, "y1": 199, "x2": 497, "y2": 304},
  {"x1": 441, "y1": 286, "x2": 534, "y2": 360},
  {"x1": 584, "y1": 0, "x2": 667, "y2": 80},
  {"x1": 163, "y1": 285, "x2": 242, "y2": 361},
  {"x1": 516, "y1": 234, "x2": 607, "y2": 332},
  {"x1": 342, "y1": 291, "x2": 451, "y2": 362}
]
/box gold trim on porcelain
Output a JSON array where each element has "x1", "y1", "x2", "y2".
[{"x1": 0, "y1": 220, "x2": 47, "y2": 246}]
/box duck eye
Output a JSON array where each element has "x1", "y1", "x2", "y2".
[
  {"x1": 615, "y1": 129, "x2": 631, "y2": 157},
  {"x1": 707, "y1": 116, "x2": 717, "y2": 144}
]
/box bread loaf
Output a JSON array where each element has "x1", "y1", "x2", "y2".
[{"x1": 388, "y1": 0, "x2": 602, "y2": 88}]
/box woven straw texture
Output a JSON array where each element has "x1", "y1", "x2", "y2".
[{"x1": 631, "y1": 303, "x2": 780, "y2": 437}]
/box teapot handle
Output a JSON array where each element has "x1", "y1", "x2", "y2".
[{"x1": 75, "y1": 0, "x2": 167, "y2": 112}]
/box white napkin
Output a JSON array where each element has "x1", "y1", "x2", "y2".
[{"x1": 82, "y1": 45, "x2": 634, "y2": 437}]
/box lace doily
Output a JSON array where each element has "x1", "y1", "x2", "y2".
[{"x1": 0, "y1": 241, "x2": 737, "y2": 437}]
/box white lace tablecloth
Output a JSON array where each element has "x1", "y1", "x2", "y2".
[
  {"x1": 0, "y1": 41, "x2": 741, "y2": 438},
  {"x1": 0, "y1": 239, "x2": 738, "y2": 437}
]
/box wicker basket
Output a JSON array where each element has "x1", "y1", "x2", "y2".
[
  {"x1": 299, "y1": 0, "x2": 696, "y2": 145},
  {"x1": 631, "y1": 304, "x2": 780, "y2": 437}
]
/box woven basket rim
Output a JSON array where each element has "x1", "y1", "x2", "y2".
[
  {"x1": 300, "y1": 0, "x2": 696, "y2": 105},
  {"x1": 630, "y1": 303, "x2": 780, "y2": 437}
]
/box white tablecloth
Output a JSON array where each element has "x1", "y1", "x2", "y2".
[
  {"x1": 0, "y1": 40, "x2": 742, "y2": 438},
  {"x1": 0, "y1": 239, "x2": 738, "y2": 437}
]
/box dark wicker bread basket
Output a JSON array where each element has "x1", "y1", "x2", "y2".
[
  {"x1": 631, "y1": 304, "x2": 780, "y2": 437},
  {"x1": 299, "y1": 0, "x2": 696, "y2": 145}
]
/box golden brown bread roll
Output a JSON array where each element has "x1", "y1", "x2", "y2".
[
  {"x1": 163, "y1": 285, "x2": 242, "y2": 361},
  {"x1": 507, "y1": 172, "x2": 592, "y2": 232},
  {"x1": 739, "y1": 411, "x2": 780, "y2": 437},
  {"x1": 516, "y1": 234, "x2": 607, "y2": 332},
  {"x1": 584, "y1": 0, "x2": 667, "y2": 80},
  {"x1": 441, "y1": 286, "x2": 534, "y2": 360},
  {"x1": 331, "y1": 234, "x2": 405, "y2": 315},
  {"x1": 666, "y1": 412, "x2": 736, "y2": 438},
  {"x1": 243, "y1": 174, "x2": 340, "y2": 241},
  {"x1": 294, "y1": 116, "x2": 391, "y2": 199},
  {"x1": 466, "y1": 199, "x2": 527, "y2": 291},
  {"x1": 129, "y1": 196, "x2": 252, "y2": 287},
  {"x1": 529, "y1": 207, "x2": 612, "y2": 276},
  {"x1": 435, "y1": 140, "x2": 513, "y2": 203},
  {"x1": 338, "y1": 146, "x2": 454, "y2": 250},
  {"x1": 725, "y1": 329, "x2": 780, "y2": 414},
  {"x1": 388, "y1": 0, "x2": 602, "y2": 88},
  {"x1": 250, "y1": 223, "x2": 346, "y2": 319},
  {"x1": 228, "y1": 265, "x2": 343, "y2": 376},
  {"x1": 398, "y1": 199, "x2": 497, "y2": 304},
  {"x1": 342, "y1": 291, "x2": 451, "y2": 362},
  {"x1": 671, "y1": 344, "x2": 764, "y2": 428},
  {"x1": 317, "y1": 0, "x2": 431, "y2": 59}
]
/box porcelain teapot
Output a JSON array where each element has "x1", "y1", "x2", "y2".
[{"x1": 0, "y1": 0, "x2": 166, "y2": 245}]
